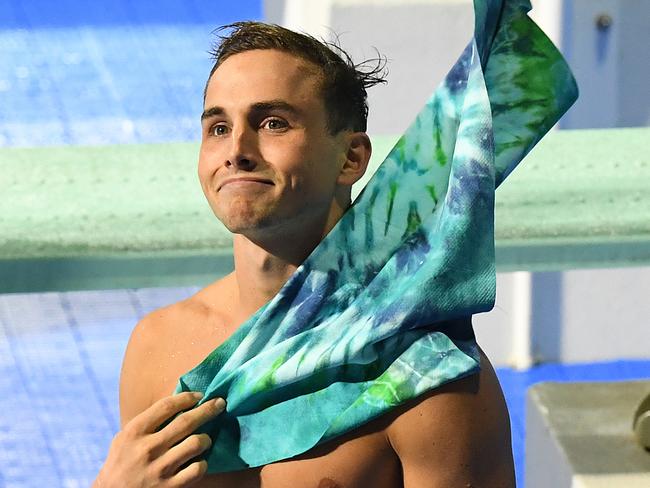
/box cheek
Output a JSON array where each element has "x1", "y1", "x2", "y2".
[
  {"x1": 197, "y1": 145, "x2": 219, "y2": 186},
  {"x1": 196, "y1": 167, "x2": 209, "y2": 198},
  {"x1": 258, "y1": 137, "x2": 305, "y2": 184},
  {"x1": 289, "y1": 161, "x2": 337, "y2": 202},
  {"x1": 260, "y1": 134, "x2": 302, "y2": 161},
  {"x1": 300, "y1": 141, "x2": 342, "y2": 185}
]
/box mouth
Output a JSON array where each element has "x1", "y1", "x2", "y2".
[{"x1": 218, "y1": 178, "x2": 274, "y2": 191}]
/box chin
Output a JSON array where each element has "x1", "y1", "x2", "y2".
[
  {"x1": 218, "y1": 211, "x2": 278, "y2": 235},
  {"x1": 216, "y1": 196, "x2": 290, "y2": 233}
]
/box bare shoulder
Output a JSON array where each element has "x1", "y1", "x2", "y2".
[
  {"x1": 385, "y1": 347, "x2": 515, "y2": 488},
  {"x1": 118, "y1": 297, "x2": 200, "y2": 428},
  {"x1": 118, "y1": 275, "x2": 234, "y2": 429}
]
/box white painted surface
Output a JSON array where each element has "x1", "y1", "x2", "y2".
[
  {"x1": 617, "y1": 0, "x2": 650, "y2": 127},
  {"x1": 529, "y1": 0, "x2": 563, "y2": 48},
  {"x1": 526, "y1": 386, "x2": 575, "y2": 488},
  {"x1": 474, "y1": 272, "x2": 517, "y2": 366},
  {"x1": 560, "y1": 0, "x2": 650, "y2": 128},
  {"x1": 334, "y1": 0, "x2": 469, "y2": 5},
  {"x1": 572, "y1": 473, "x2": 650, "y2": 488},
  {"x1": 267, "y1": 0, "x2": 474, "y2": 136},
  {"x1": 562, "y1": 0, "x2": 620, "y2": 128},
  {"x1": 559, "y1": 266, "x2": 650, "y2": 363},
  {"x1": 511, "y1": 272, "x2": 534, "y2": 369},
  {"x1": 474, "y1": 271, "x2": 536, "y2": 369},
  {"x1": 267, "y1": 0, "x2": 650, "y2": 129},
  {"x1": 330, "y1": 0, "x2": 474, "y2": 136},
  {"x1": 262, "y1": 0, "x2": 286, "y2": 24},
  {"x1": 476, "y1": 266, "x2": 650, "y2": 368},
  {"x1": 283, "y1": 0, "x2": 332, "y2": 39}
]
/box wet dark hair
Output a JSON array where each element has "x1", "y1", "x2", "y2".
[{"x1": 204, "y1": 21, "x2": 388, "y2": 134}]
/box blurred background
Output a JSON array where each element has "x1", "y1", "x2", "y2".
[{"x1": 0, "y1": 0, "x2": 648, "y2": 487}]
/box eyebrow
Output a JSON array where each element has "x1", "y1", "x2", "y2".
[{"x1": 200, "y1": 100, "x2": 302, "y2": 121}]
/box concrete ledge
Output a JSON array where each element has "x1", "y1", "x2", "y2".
[
  {"x1": 0, "y1": 252, "x2": 234, "y2": 293},
  {"x1": 526, "y1": 381, "x2": 650, "y2": 488},
  {"x1": 1, "y1": 127, "x2": 649, "y2": 292}
]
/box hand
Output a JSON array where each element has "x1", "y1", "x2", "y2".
[{"x1": 93, "y1": 392, "x2": 226, "y2": 488}]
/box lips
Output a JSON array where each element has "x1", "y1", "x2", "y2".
[{"x1": 219, "y1": 177, "x2": 274, "y2": 190}]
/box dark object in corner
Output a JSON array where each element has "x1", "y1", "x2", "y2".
[{"x1": 633, "y1": 392, "x2": 650, "y2": 451}]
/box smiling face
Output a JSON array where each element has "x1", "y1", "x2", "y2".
[{"x1": 198, "y1": 49, "x2": 351, "y2": 238}]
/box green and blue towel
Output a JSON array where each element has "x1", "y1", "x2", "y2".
[{"x1": 171, "y1": 0, "x2": 578, "y2": 473}]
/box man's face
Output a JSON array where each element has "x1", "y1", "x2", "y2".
[{"x1": 198, "y1": 49, "x2": 349, "y2": 236}]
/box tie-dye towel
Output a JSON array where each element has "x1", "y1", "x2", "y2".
[{"x1": 170, "y1": 0, "x2": 578, "y2": 473}]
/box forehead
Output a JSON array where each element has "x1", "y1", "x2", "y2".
[{"x1": 205, "y1": 49, "x2": 323, "y2": 108}]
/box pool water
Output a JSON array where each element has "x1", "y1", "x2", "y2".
[{"x1": 0, "y1": 0, "x2": 262, "y2": 147}]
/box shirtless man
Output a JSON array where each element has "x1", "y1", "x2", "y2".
[{"x1": 94, "y1": 22, "x2": 515, "y2": 488}]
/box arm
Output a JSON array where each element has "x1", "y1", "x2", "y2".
[
  {"x1": 386, "y1": 348, "x2": 515, "y2": 488},
  {"x1": 93, "y1": 312, "x2": 225, "y2": 488},
  {"x1": 119, "y1": 313, "x2": 158, "y2": 428}
]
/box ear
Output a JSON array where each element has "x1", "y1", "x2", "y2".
[{"x1": 337, "y1": 132, "x2": 372, "y2": 186}]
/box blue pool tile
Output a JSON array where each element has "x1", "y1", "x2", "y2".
[
  {"x1": 0, "y1": 0, "x2": 262, "y2": 29},
  {"x1": 0, "y1": 2, "x2": 262, "y2": 147}
]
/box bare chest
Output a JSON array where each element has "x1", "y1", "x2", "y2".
[
  {"x1": 197, "y1": 425, "x2": 402, "y2": 488},
  {"x1": 152, "y1": 314, "x2": 402, "y2": 488}
]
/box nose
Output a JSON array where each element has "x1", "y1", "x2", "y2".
[{"x1": 226, "y1": 125, "x2": 257, "y2": 170}]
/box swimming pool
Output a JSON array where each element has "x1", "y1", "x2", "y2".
[{"x1": 0, "y1": 0, "x2": 261, "y2": 147}]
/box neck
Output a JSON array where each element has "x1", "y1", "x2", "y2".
[{"x1": 230, "y1": 196, "x2": 349, "y2": 319}]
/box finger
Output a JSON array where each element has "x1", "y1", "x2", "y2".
[
  {"x1": 129, "y1": 392, "x2": 203, "y2": 435},
  {"x1": 168, "y1": 459, "x2": 208, "y2": 488},
  {"x1": 156, "y1": 397, "x2": 226, "y2": 449},
  {"x1": 157, "y1": 433, "x2": 212, "y2": 479}
]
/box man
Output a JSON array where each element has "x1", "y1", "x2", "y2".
[{"x1": 94, "y1": 22, "x2": 515, "y2": 487}]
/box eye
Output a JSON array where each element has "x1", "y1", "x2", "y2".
[
  {"x1": 261, "y1": 118, "x2": 288, "y2": 131},
  {"x1": 211, "y1": 124, "x2": 229, "y2": 136}
]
